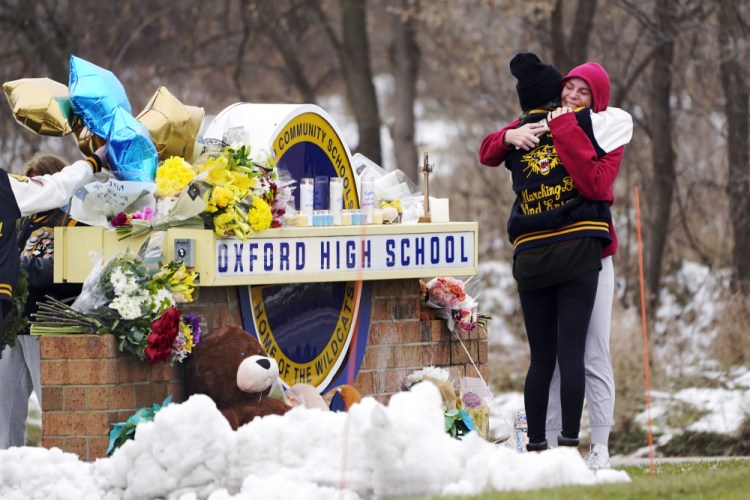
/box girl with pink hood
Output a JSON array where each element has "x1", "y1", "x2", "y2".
[{"x1": 479, "y1": 55, "x2": 631, "y2": 469}]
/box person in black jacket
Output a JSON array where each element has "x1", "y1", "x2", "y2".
[
  {"x1": 480, "y1": 53, "x2": 612, "y2": 452},
  {"x1": 0, "y1": 153, "x2": 95, "y2": 448}
]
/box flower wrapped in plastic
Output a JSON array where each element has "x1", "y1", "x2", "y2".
[
  {"x1": 422, "y1": 276, "x2": 492, "y2": 333},
  {"x1": 30, "y1": 238, "x2": 201, "y2": 365},
  {"x1": 193, "y1": 144, "x2": 284, "y2": 239},
  {"x1": 458, "y1": 377, "x2": 492, "y2": 440},
  {"x1": 113, "y1": 156, "x2": 207, "y2": 240}
]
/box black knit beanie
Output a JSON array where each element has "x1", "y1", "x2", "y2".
[{"x1": 509, "y1": 52, "x2": 563, "y2": 111}]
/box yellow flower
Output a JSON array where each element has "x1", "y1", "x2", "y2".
[
  {"x1": 211, "y1": 186, "x2": 234, "y2": 209},
  {"x1": 229, "y1": 171, "x2": 256, "y2": 195},
  {"x1": 215, "y1": 211, "x2": 235, "y2": 231},
  {"x1": 155, "y1": 156, "x2": 195, "y2": 197},
  {"x1": 181, "y1": 323, "x2": 195, "y2": 351},
  {"x1": 249, "y1": 196, "x2": 272, "y2": 232},
  {"x1": 197, "y1": 155, "x2": 228, "y2": 174}
]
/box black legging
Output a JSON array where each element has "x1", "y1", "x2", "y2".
[{"x1": 519, "y1": 269, "x2": 599, "y2": 445}]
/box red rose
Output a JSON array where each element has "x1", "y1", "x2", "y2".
[{"x1": 145, "y1": 307, "x2": 181, "y2": 365}]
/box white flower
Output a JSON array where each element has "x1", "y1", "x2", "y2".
[
  {"x1": 110, "y1": 267, "x2": 139, "y2": 296},
  {"x1": 149, "y1": 287, "x2": 175, "y2": 313},
  {"x1": 110, "y1": 295, "x2": 144, "y2": 320}
]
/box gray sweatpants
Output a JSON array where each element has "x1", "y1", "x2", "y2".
[
  {"x1": 546, "y1": 256, "x2": 615, "y2": 446},
  {"x1": 0, "y1": 336, "x2": 43, "y2": 448}
]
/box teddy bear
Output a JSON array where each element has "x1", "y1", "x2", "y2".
[{"x1": 183, "y1": 324, "x2": 291, "y2": 430}]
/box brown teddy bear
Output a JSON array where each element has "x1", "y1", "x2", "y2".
[{"x1": 183, "y1": 324, "x2": 291, "y2": 429}]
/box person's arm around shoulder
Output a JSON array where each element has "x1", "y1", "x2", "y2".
[
  {"x1": 10, "y1": 146, "x2": 108, "y2": 217},
  {"x1": 479, "y1": 119, "x2": 520, "y2": 167},
  {"x1": 548, "y1": 108, "x2": 623, "y2": 201}
]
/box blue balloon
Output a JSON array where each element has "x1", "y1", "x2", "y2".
[
  {"x1": 68, "y1": 55, "x2": 132, "y2": 137},
  {"x1": 106, "y1": 107, "x2": 158, "y2": 182}
]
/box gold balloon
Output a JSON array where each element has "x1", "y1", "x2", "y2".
[
  {"x1": 136, "y1": 86, "x2": 204, "y2": 162},
  {"x1": 3, "y1": 77, "x2": 75, "y2": 136},
  {"x1": 70, "y1": 115, "x2": 106, "y2": 156}
]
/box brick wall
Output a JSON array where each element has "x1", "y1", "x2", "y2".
[
  {"x1": 40, "y1": 335, "x2": 183, "y2": 461},
  {"x1": 39, "y1": 278, "x2": 488, "y2": 460},
  {"x1": 358, "y1": 279, "x2": 488, "y2": 404}
]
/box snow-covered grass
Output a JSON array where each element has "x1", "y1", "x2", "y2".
[
  {"x1": 478, "y1": 258, "x2": 750, "y2": 458},
  {"x1": 3, "y1": 385, "x2": 629, "y2": 499}
]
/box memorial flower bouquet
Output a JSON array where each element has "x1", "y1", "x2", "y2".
[
  {"x1": 112, "y1": 156, "x2": 207, "y2": 240},
  {"x1": 193, "y1": 145, "x2": 290, "y2": 239},
  {"x1": 31, "y1": 244, "x2": 201, "y2": 365},
  {"x1": 423, "y1": 276, "x2": 491, "y2": 332}
]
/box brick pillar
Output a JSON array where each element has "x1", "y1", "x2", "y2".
[
  {"x1": 354, "y1": 279, "x2": 488, "y2": 404},
  {"x1": 39, "y1": 335, "x2": 183, "y2": 461},
  {"x1": 38, "y1": 279, "x2": 488, "y2": 459},
  {"x1": 37, "y1": 286, "x2": 238, "y2": 461}
]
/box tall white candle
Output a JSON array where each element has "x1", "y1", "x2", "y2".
[
  {"x1": 329, "y1": 177, "x2": 344, "y2": 225},
  {"x1": 300, "y1": 178, "x2": 314, "y2": 226}
]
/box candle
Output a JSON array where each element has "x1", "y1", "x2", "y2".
[
  {"x1": 371, "y1": 209, "x2": 383, "y2": 224},
  {"x1": 329, "y1": 177, "x2": 344, "y2": 225},
  {"x1": 341, "y1": 209, "x2": 352, "y2": 225},
  {"x1": 314, "y1": 175, "x2": 329, "y2": 210},
  {"x1": 299, "y1": 178, "x2": 314, "y2": 226},
  {"x1": 360, "y1": 177, "x2": 374, "y2": 224},
  {"x1": 294, "y1": 213, "x2": 309, "y2": 227}
]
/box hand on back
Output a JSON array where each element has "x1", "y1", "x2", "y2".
[{"x1": 504, "y1": 122, "x2": 550, "y2": 151}]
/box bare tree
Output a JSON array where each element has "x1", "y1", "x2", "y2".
[
  {"x1": 718, "y1": 0, "x2": 750, "y2": 295},
  {"x1": 550, "y1": 0, "x2": 598, "y2": 73},
  {"x1": 312, "y1": 0, "x2": 382, "y2": 164},
  {"x1": 388, "y1": 0, "x2": 420, "y2": 180}
]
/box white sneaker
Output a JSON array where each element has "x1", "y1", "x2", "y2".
[{"x1": 584, "y1": 443, "x2": 611, "y2": 470}]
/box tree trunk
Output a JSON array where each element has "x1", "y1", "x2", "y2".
[
  {"x1": 646, "y1": 0, "x2": 677, "y2": 313},
  {"x1": 550, "y1": 0, "x2": 598, "y2": 73},
  {"x1": 338, "y1": 0, "x2": 382, "y2": 165},
  {"x1": 389, "y1": 0, "x2": 420, "y2": 181},
  {"x1": 718, "y1": 0, "x2": 750, "y2": 295}
]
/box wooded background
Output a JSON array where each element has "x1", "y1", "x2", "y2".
[{"x1": 1, "y1": 0, "x2": 748, "y2": 327}]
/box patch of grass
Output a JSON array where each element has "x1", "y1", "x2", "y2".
[
  {"x1": 424, "y1": 459, "x2": 750, "y2": 500},
  {"x1": 660, "y1": 416, "x2": 750, "y2": 457},
  {"x1": 608, "y1": 415, "x2": 649, "y2": 456}
]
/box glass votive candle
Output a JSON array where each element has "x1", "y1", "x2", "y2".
[
  {"x1": 371, "y1": 209, "x2": 384, "y2": 224},
  {"x1": 294, "y1": 213, "x2": 309, "y2": 227},
  {"x1": 354, "y1": 209, "x2": 366, "y2": 225},
  {"x1": 322, "y1": 210, "x2": 333, "y2": 226},
  {"x1": 312, "y1": 210, "x2": 324, "y2": 227},
  {"x1": 341, "y1": 209, "x2": 353, "y2": 226}
]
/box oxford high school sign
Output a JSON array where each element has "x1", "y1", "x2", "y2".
[{"x1": 215, "y1": 227, "x2": 476, "y2": 282}]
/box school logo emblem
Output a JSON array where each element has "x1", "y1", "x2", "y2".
[
  {"x1": 208, "y1": 104, "x2": 371, "y2": 393},
  {"x1": 522, "y1": 144, "x2": 560, "y2": 177}
]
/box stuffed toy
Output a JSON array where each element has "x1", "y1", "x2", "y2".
[
  {"x1": 183, "y1": 324, "x2": 291, "y2": 429},
  {"x1": 285, "y1": 383, "x2": 329, "y2": 411}
]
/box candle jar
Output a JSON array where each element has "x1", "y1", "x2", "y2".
[
  {"x1": 360, "y1": 177, "x2": 374, "y2": 224},
  {"x1": 329, "y1": 177, "x2": 344, "y2": 225},
  {"x1": 299, "y1": 178, "x2": 314, "y2": 226}
]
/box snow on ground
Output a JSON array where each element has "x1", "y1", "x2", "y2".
[{"x1": 0, "y1": 384, "x2": 629, "y2": 500}]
